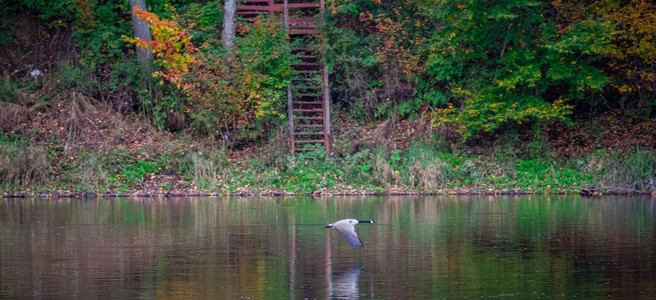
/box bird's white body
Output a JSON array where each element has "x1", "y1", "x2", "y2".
[{"x1": 325, "y1": 218, "x2": 377, "y2": 248}]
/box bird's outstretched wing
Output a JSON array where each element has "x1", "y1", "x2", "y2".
[{"x1": 334, "y1": 224, "x2": 364, "y2": 248}]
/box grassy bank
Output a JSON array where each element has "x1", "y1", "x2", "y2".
[{"x1": 1, "y1": 106, "x2": 655, "y2": 197}]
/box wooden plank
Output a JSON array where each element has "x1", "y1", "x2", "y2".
[
  {"x1": 287, "y1": 3, "x2": 320, "y2": 8},
  {"x1": 292, "y1": 101, "x2": 323, "y2": 105},
  {"x1": 296, "y1": 139, "x2": 325, "y2": 144},
  {"x1": 236, "y1": 5, "x2": 268, "y2": 11},
  {"x1": 295, "y1": 147, "x2": 325, "y2": 151},
  {"x1": 293, "y1": 62, "x2": 322, "y2": 67}
]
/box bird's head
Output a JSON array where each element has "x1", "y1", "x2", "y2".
[
  {"x1": 358, "y1": 219, "x2": 377, "y2": 224},
  {"x1": 324, "y1": 224, "x2": 334, "y2": 228}
]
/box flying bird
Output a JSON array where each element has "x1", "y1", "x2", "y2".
[{"x1": 325, "y1": 219, "x2": 377, "y2": 248}]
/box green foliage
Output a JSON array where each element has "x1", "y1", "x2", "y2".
[
  {"x1": 74, "y1": 0, "x2": 133, "y2": 70},
  {"x1": 553, "y1": 0, "x2": 656, "y2": 107},
  {"x1": 325, "y1": 0, "x2": 431, "y2": 120},
  {"x1": 3, "y1": 0, "x2": 77, "y2": 26},
  {"x1": 420, "y1": 0, "x2": 614, "y2": 139},
  {"x1": 56, "y1": 61, "x2": 98, "y2": 95},
  {"x1": 101, "y1": 147, "x2": 168, "y2": 188},
  {"x1": 107, "y1": 58, "x2": 145, "y2": 92},
  {"x1": 185, "y1": 0, "x2": 223, "y2": 46}
]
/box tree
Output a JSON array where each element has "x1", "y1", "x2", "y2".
[
  {"x1": 222, "y1": 0, "x2": 236, "y2": 52},
  {"x1": 130, "y1": 0, "x2": 154, "y2": 75}
]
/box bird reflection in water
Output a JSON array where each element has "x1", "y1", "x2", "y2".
[{"x1": 329, "y1": 266, "x2": 363, "y2": 299}]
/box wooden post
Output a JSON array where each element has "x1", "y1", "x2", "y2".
[
  {"x1": 320, "y1": 0, "x2": 331, "y2": 157},
  {"x1": 285, "y1": 0, "x2": 295, "y2": 158}
]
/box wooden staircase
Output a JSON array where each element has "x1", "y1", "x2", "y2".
[{"x1": 237, "y1": 0, "x2": 331, "y2": 157}]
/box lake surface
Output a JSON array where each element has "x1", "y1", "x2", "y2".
[{"x1": 1, "y1": 196, "x2": 655, "y2": 299}]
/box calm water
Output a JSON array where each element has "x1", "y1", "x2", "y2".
[{"x1": 1, "y1": 196, "x2": 655, "y2": 299}]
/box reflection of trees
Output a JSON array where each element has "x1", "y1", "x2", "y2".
[
  {"x1": 0, "y1": 198, "x2": 295, "y2": 298},
  {"x1": 315, "y1": 195, "x2": 656, "y2": 298},
  {"x1": 0, "y1": 196, "x2": 654, "y2": 298}
]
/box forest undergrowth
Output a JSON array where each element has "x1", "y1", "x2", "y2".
[{"x1": 1, "y1": 80, "x2": 654, "y2": 197}]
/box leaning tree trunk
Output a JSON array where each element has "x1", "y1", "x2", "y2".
[
  {"x1": 130, "y1": 0, "x2": 154, "y2": 75},
  {"x1": 222, "y1": 0, "x2": 237, "y2": 53}
]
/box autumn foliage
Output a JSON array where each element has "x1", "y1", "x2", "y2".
[
  {"x1": 553, "y1": 0, "x2": 656, "y2": 104},
  {"x1": 128, "y1": 8, "x2": 290, "y2": 140}
]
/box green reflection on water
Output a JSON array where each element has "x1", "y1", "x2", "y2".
[{"x1": 0, "y1": 196, "x2": 654, "y2": 299}]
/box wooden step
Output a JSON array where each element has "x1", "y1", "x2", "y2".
[
  {"x1": 294, "y1": 131, "x2": 324, "y2": 135},
  {"x1": 236, "y1": 11, "x2": 262, "y2": 15},
  {"x1": 236, "y1": 3, "x2": 320, "y2": 12},
  {"x1": 236, "y1": 5, "x2": 277, "y2": 11},
  {"x1": 296, "y1": 139, "x2": 325, "y2": 144},
  {"x1": 295, "y1": 116, "x2": 324, "y2": 120},
  {"x1": 296, "y1": 124, "x2": 324, "y2": 128},
  {"x1": 294, "y1": 108, "x2": 323, "y2": 112},
  {"x1": 295, "y1": 70, "x2": 322, "y2": 74},
  {"x1": 287, "y1": 3, "x2": 320, "y2": 8},
  {"x1": 295, "y1": 147, "x2": 324, "y2": 152},
  {"x1": 292, "y1": 101, "x2": 322, "y2": 105},
  {"x1": 292, "y1": 77, "x2": 320, "y2": 81},
  {"x1": 293, "y1": 62, "x2": 322, "y2": 67}
]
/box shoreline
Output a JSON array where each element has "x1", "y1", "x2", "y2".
[{"x1": 3, "y1": 185, "x2": 653, "y2": 199}]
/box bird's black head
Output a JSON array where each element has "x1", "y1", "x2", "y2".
[{"x1": 359, "y1": 219, "x2": 377, "y2": 223}]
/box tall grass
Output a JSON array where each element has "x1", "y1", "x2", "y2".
[
  {"x1": 191, "y1": 153, "x2": 218, "y2": 189},
  {"x1": 585, "y1": 148, "x2": 656, "y2": 192},
  {"x1": 71, "y1": 153, "x2": 109, "y2": 189},
  {"x1": 0, "y1": 126, "x2": 652, "y2": 194},
  {"x1": 0, "y1": 142, "x2": 52, "y2": 187}
]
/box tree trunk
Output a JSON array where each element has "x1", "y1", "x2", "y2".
[
  {"x1": 222, "y1": 0, "x2": 237, "y2": 53},
  {"x1": 130, "y1": 0, "x2": 154, "y2": 75}
]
